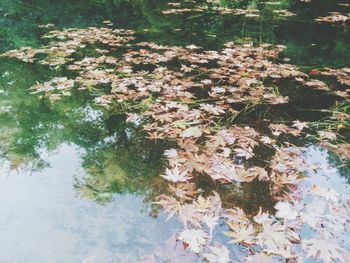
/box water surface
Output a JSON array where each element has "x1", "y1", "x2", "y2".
[{"x1": 0, "y1": 0, "x2": 349, "y2": 262}]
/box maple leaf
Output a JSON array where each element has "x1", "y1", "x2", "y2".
[
  {"x1": 200, "y1": 103, "x2": 225, "y2": 115},
  {"x1": 204, "y1": 243, "x2": 231, "y2": 263},
  {"x1": 226, "y1": 222, "x2": 256, "y2": 245},
  {"x1": 161, "y1": 166, "x2": 192, "y2": 183},
  {"x1": 309, "y1": 184, "x2": 339, "y2": 203},
  {"x1": 140, "y1": 233, "x2": 196, "y2": 263},
  {"x1": 207, "y1": 159, "x2": 242, "y2": 182},
  {"x1": 178, "y1": 138, "x2": 199, "y2": 153},
  {"x1": 186, "y1": 44, "x2": 201, "y2": 49},
  {"x1": 206, "y1": 191, "x2": 222, "y2": 213},
  {"x1": 268, "y1": 95, "x2": 289, "y2": 104},
  {"x1": 334, "y1": 143, "x2": 350, "y2": 159},
  {"x1": 210, "y1": 129, "x2": 236, "y2": 146},
  {"x1": 234, "y1": 148, "x2": 254, "y2": 159},
  {"x1": 164, "y1": 148, "x2": 178, "y2": 158},
  {"x1": 269, "y1": 123, "x2": 300, "y2": 137},
  {"x1": 300, "y1": 211, "x2": 323, "y2": 230},
  {"x1": 153, "y1": 195, "x2": 181, "y2": 220},
  {"x1": 292, "y1": 120, "x2": 308, "y2": 131},
  {"x1": 302, "y1": 238, "x2": 345, "y2": 263},
  {"x1": 256, "y1": 218, "x2": 296, "y2": 255},
  {"x1": 178, "y1": 228, "x2": 208, "y2": 253},
  {"x1": 224, "y1": 207, "x2": 250, "y2": 225},
  {"x1": 126, "y1": 113, "x2": 141, "y2": 124},
  {"x1": 178, "y1": 203, "x2": 202, "y2": 227},
  {"x1": 318, "y1": 130, "x2": 337, "y2": 141},
  {"x1": 180, "y1": 126, "x2": 203, "y2": 138},
  {"x1": 269, "y1": 123, "x2": 289, "y2": 136},
  {"x1": 181, "y1": 64, "x2": 193, "y2": 73},
  {"x1": 147, "y1": 131, "x2": 166, "y2": 140},
  {"x1": 316, "y1": 12, "x2": 350, "y2": 23},
  {"x1": 260, "y1": 136, "x2": 275, "y2": 145},
  {"x1": 169, "y1": 182, "x2": 197, "y2": 200},
  {"x1": 275, "y1": 201, "x2": 298, "y2": 221},
  {"x1": 180, "y1": 151, "x2": 208, "y2": 173},
  {"x1": 202, "y1": 214, "x2": 219, "y2": 230},
  {"x1": 244, "y1": 252, "x2": 278, "y2": 263},
  {"x1": 305, "y1": 79, "x2": 329, "y2": 90},
  {"x1": 253, "y1": 207, "x2": 270, "y2": 224},
  {"x1": 237, "y1": 166, "x2": 269, "y2": 182},
  {"x1": 194, "y1": 195, "x2": 213, "y2": 212},
  {"x1": 201, "y1": 79, "x2": 213, "y2": 85}
]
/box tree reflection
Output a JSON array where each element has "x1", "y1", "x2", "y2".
[
  {"x1": 0, "y1": 57, "x2": 172, "y2": 203},
  {"x1": 1, "y1": 0, "x2": 349, "y2": 65}
]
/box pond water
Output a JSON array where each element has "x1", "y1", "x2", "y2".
[
  {"x1": 0, "y1": 144, "x2": 181, "y2": 262},
  {"x1": 0, "y1": 0, "x2": 349, "y2": 262}
]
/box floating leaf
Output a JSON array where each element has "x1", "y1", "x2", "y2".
[
  {"x1": 178, "y1": 228, "x2": 208, "y2": 253},
  {"x1": 161, "y1": 166, "x2": 192, "y2": 183},
  {"x1": 204, "y1": 243, "x2": 231, "y2": 263},
  {"x1": 302, "y1": 238, "x2": 345, "y2": 263},
  {"x1": 180, "y1": 127, "x2": 203, "y2": 138}
]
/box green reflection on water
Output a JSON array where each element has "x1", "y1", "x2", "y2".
[
  {"x1": 1, "y1": 0, "x2": 349, "y2": 66},
  {"x1": 0, "y1": 56, "x2": 169, "y2": 201}
]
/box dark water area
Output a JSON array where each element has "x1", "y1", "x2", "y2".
[{"x1": 0, "y1": 0, "x2": 349, "y2": 66}]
